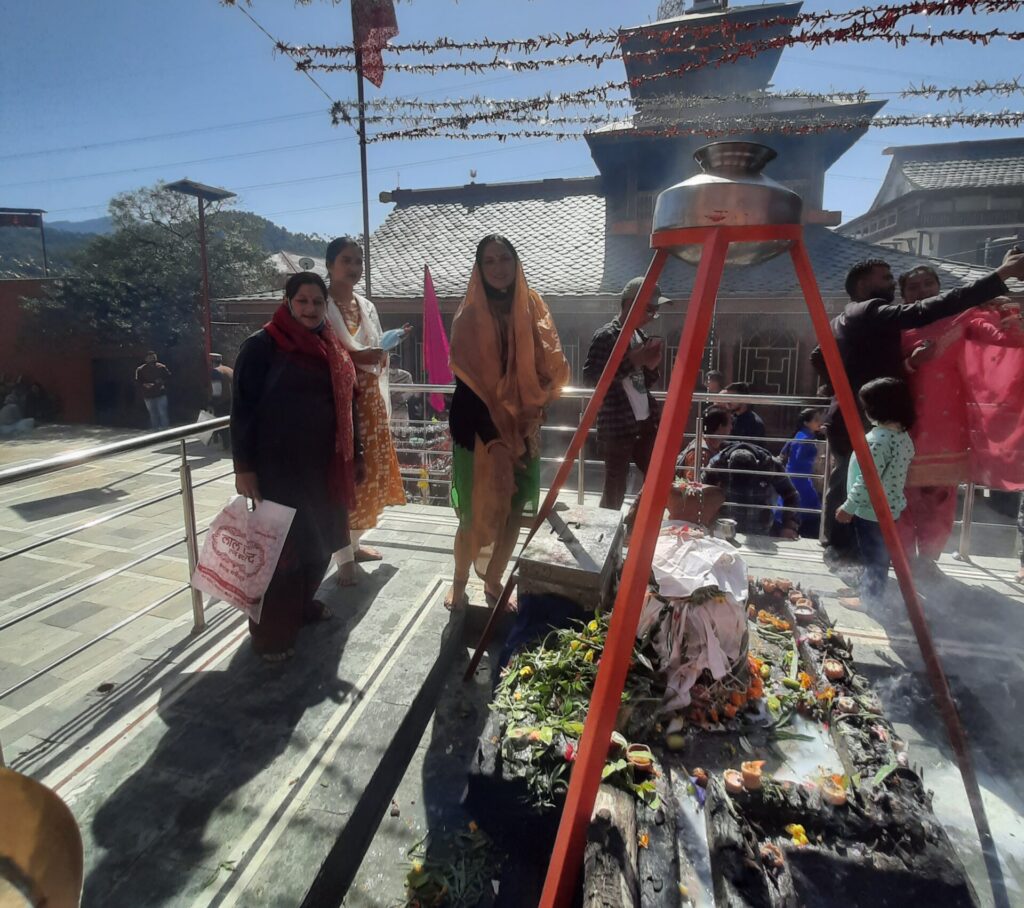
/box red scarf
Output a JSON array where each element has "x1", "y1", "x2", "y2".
[{"x1": 264, "y1": 302, "x2": 358, "y2": 508}]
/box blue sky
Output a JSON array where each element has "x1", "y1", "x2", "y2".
[{"x1": 2, "y1": 0, "x2": 1020, "y2": 238}]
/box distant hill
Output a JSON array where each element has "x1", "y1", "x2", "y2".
[
  {"x1": 48, "y1": 216, "x2": 114, "y2": 235},
  {"x1": 1, "y1": 209, "x2": 327, "y2": 278}
]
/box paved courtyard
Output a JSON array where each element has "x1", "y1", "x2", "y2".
[{"x1": 0, "y1": 425, "x2": 1022, "y2": 905}]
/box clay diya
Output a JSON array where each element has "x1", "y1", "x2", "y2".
[
  {"x1": 793, "y1": 604, "x2": 817, "y2": 626},
  {"x1": 626, "y1": 743, "x2": 655, "y2": 774},
  {"x1": 821, "y1": 778, "x2": 848, "y2": 806},
  {"x1": 723, "y1": 769, "x2": 744, "y2": 795},
  {"x1": 788, "y1": 589, "x2": 804, "y2": 604},
  {"x1": 833, "y1": 696, "x2": 859, "y2": 716},
  {"x1": 823, "y1": 658, "x2": 846, "y2": 682},
  {"x1": 741, "y1": 760, "x2": 766, "y2": 791},
  {"x1": 776, "y1": 579, "x2": 794, "y2": 594},
  {"x1": 692, "y1": 767, "x2": 709, "y2": 788},
  {"x1": 805, "y1": 629, "x2": 825, "y2": 649}
]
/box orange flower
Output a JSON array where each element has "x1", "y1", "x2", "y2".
[
  {"x1": 757, "y1": 610, "x2": 792, "y2": 631},
  {"x1": 638, "y1": 832, "x2": 650, "y2": 849},
  {"x1": 798, "y1": 671, "x2": 814, "y2": 690}
]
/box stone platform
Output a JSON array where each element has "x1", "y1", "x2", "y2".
[{"x1": 0, "y1": 426, "x2": 1022, "y2": 906}]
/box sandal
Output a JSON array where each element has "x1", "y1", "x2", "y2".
[
  {"x1": 260, "y1": 648, "x2": 295, "y2": 664},
  {"x1": 304, "y1": 600, "x2": 333, "y2": 624},
  {"x1": 354, "y1": 545, "x2": 384, "y2": 563}
]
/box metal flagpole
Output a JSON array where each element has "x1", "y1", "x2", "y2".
[{"x1": 355, "y1": 48, "x2": 372, "y2": 298}]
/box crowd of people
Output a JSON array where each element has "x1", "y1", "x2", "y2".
[
  {"x1": 812, "y1": 247, "x2": 1024, "y2": 606},
  {"x1": 228, "y1": 233, "x2": 571, "y2": 657},
  {"x1": 220, "y1": 232, "x2": 1022, "y2": 659},
  {"x1": 584, "y1": 247, "x2": 1024, "y2": 609}
]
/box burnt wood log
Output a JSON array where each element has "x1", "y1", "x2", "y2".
[
  {"x1": 638, "y1": 772, "x2": 681, "y2": 908},
  {"x1": 583, "y1": 784, "x2": 639, "y2": 908}
]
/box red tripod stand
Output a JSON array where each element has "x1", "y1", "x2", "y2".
[{"x1": 466, "y1": 223, "x2": 1000, "y2": 907}]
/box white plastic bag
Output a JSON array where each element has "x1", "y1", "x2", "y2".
[
  {"x1": 191, "y1": 495, "x2": 296, "y2": 622},
  {"x1": 195, "y1": 409, "x2": 217, "y2": 446}
]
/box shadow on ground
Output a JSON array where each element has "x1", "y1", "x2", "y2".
[{"x1": 80, "y1": 565, "x2": 393, "y2": 907}]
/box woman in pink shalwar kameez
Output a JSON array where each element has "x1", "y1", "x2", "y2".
[
  {"x1": 960, "y1": 301, "x2": 1024, "y2": 491},
  {"x1": 897, "y1": 268, "x2": 970, "y2": 567},
  {"x1": 898, "y1": 263, "x2": 1024, "y2": 572}
]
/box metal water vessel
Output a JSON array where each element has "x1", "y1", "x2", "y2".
[{"x1": 652, "y1": 141, "x2": 803, "y2": 265}]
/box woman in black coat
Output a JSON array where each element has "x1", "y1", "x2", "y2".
[{"x1": 231, "y1": 272, "x2": 362, "y2": 661}]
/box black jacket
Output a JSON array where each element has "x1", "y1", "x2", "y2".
[{"x1": 704, "y1": 441, "x2": 801, "y2": 536}]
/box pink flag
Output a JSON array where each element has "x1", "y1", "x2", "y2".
[{"x1": 422, "y1": 265, "x2": 453, "y2": 413}]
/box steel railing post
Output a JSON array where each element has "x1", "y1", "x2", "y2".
[
  {"x1": 819, "y1": 436, "x2": 832, "y2": 545},
  {"x1": 693, "y1": 403, "x2": 704, "y2": 479},
  {"x1": 957, "y1": 481, "x2": 976, "y2": 561},
  {"x1": 179, "y1": 439, "x2": 206, "y2": 632},
  {"x1": 577, "y1": 400, "x2": 585, "y2": 505}
]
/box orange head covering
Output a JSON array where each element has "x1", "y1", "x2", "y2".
[{"x1": 449, "y1": 239, "x2": 570, "y2": 459}]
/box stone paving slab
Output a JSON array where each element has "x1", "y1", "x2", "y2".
[{"x1": 16, "y1": 551, "x2": 458, "y2": 908}]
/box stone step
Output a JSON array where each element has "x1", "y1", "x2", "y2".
[{"x1": 50, "y1": 558, "x2": 460, "y2": 907}]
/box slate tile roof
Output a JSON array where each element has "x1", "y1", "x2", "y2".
[
  {"x1": 369, "y1": 178, "x2": 991, "y2": 301},
  {"x1": 894, "y1": 138, "x2": 1024, "y2": 192},
  {"x1": 902, "y1": 155, "x2": 1024, "y2": 191}
]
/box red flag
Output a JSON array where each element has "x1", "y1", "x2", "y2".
[
  {"x1": 351, "y1": 0, "x2": 398, "y2": 88},
  {"x1": 422, "y1": 265, "x2": 453, "y2": 413}
]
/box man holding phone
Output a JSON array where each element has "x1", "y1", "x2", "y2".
[{"x1": 585, "y1": 277, "x2": 670, "y2": 509}]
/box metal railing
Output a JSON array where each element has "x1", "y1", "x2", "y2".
[
  {"x1": 0, "y1": 417, "x2": 233, "y2": 757},
  {"x1": 0, "y1": 389, "x2": 1008, "y2": 763},
  {"x1": 392, "y1": 384, "x2": 832, "y2": 522}
]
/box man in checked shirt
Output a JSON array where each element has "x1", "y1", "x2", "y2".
[{"x1": 584, "y1": 277, "x2": 670, "y2": 509}]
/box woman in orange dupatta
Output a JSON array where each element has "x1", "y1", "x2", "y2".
[{"x1": 446, "y1": 235, "x2": 570, "y2": 609}]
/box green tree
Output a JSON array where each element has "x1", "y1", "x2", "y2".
[{"x1": 23, "y1": 182, "x2": 274, "y2": 352}]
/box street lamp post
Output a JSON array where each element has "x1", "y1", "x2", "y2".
[{"x1": 165, "y1": 180, "x2": 235, "y2": 371}]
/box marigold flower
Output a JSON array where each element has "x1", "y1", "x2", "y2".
[{"x1": 785, "y1": 823, "x2": 809, "y2": 846}]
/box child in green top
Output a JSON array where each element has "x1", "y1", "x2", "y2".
[{"x1": 836, "y1": 377, "x2": 916, "y2": 606}]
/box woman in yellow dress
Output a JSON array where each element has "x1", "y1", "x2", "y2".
[{"x1": 325, "y1": 236, "x2": 408, "y2": 585}]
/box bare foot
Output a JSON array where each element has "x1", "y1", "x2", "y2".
[
  {"x1": 484, "y1": 586, "x2": 518, "y2": 611},
  {"x1": 354, "y1": 545, "x2": 383, "y2": 563},
  {"x1": 445, "y1": 583, "x2": 468, "y2": 611},
  {"x1": 1016, "y1": 567, "x2": 1024, "y2": 583},
  {"x1": 336, "y1": 562, "x2": 357, "y2": 587},
  {"x1": 837, "y1": 596, "x2": 866, "y2": 611}
]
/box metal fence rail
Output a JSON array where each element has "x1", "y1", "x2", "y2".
[{"x1": 0, "y1": 386, "x2": 1002, "y2": 764}]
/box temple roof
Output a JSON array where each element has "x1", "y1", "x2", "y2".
[{"x1": 366, "y1": 177, "x2": 989, "y2": 301}]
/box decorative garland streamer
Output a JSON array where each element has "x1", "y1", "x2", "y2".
[
  {"x1": 334, "y1": 24, "x2": 1023, "y2": 135},
  {"x1": 366, "y1": 110, "x2": 1024, "y2": 143},
  {"x1": 900, "y1": 77, "x2": 1024, "y2": 100},
  {"x1": 299, "y1": 27, "x2": 1024, "y2": 75},
  {"x1": 276, "y1": 0, "x2": 1024, "y2": 57},
  {"x1": 321, "y1": 80, "x2": 1021, "y2": 120}
]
